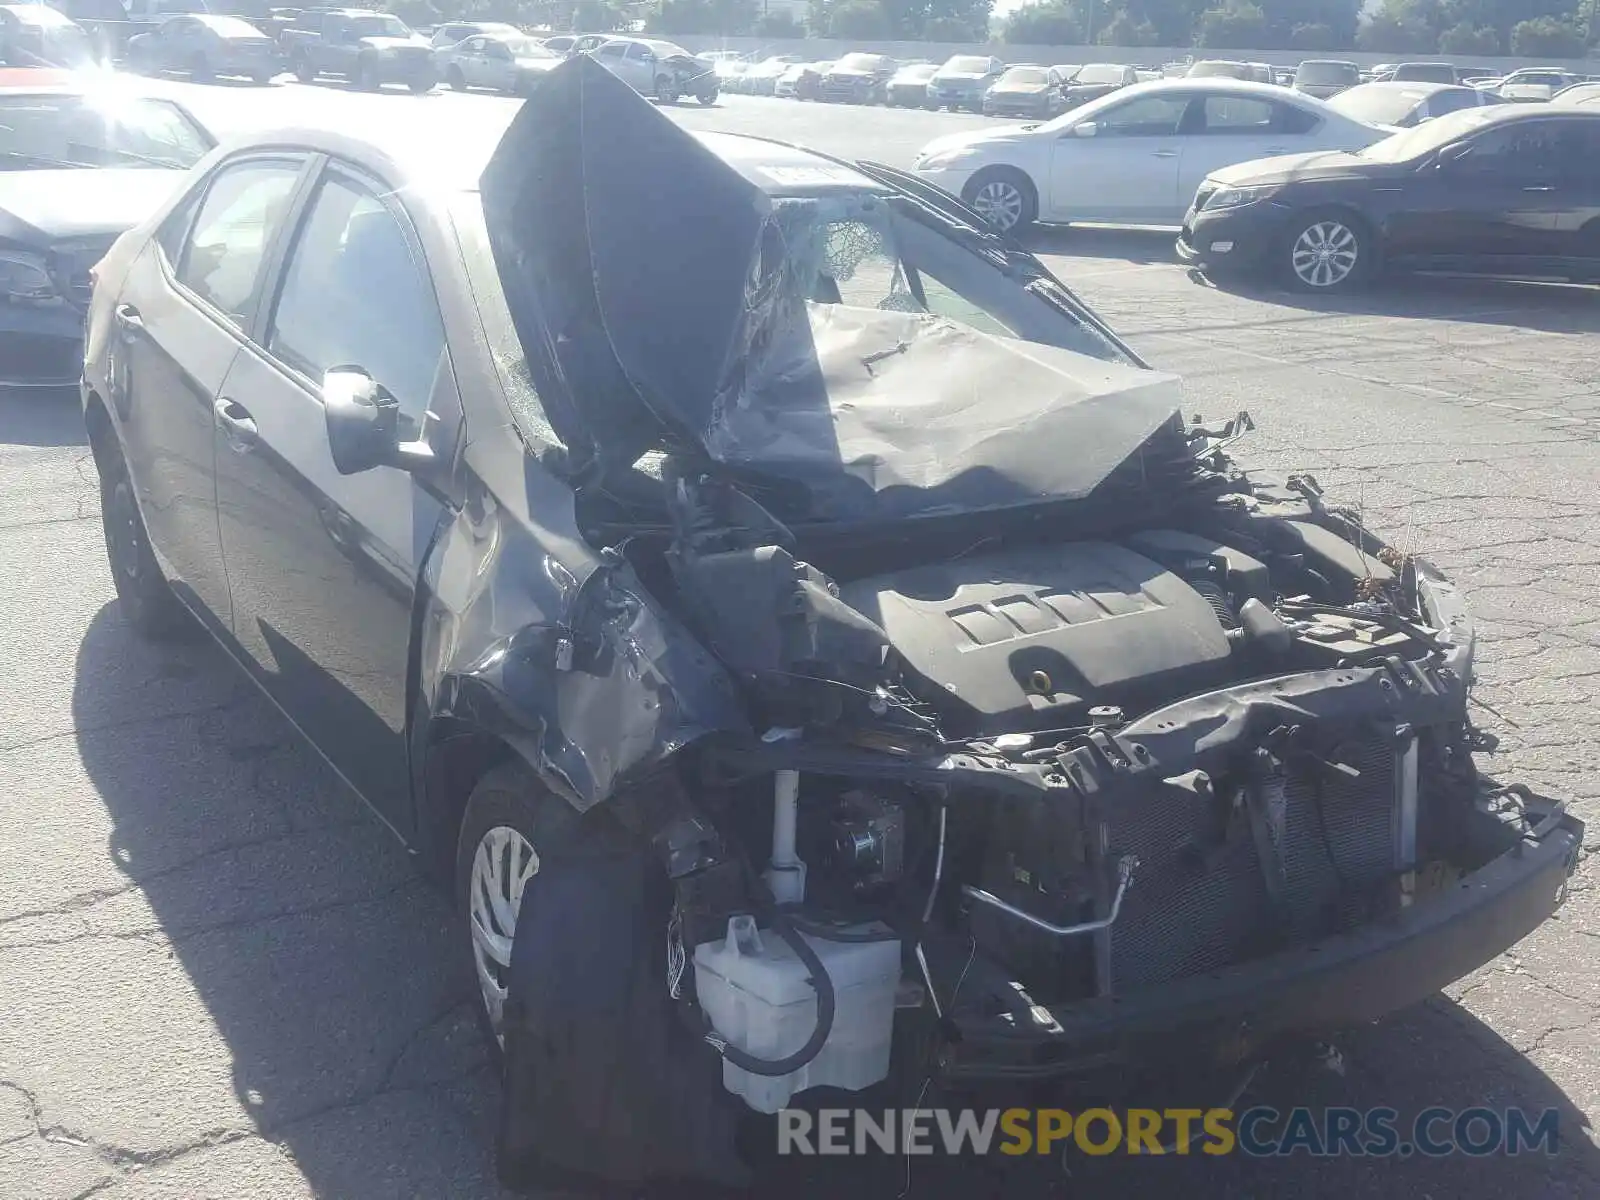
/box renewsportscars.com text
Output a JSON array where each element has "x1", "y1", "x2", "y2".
[{"x1": 777, "y1": 1106, "x2": 1560, "y2": 1158}]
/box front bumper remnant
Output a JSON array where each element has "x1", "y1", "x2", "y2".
[{"x1": 942, "y1": 805, "x2": 1582, "y2": 1080}]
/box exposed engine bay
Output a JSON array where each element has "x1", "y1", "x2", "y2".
[{"x1": 643, "y1": 426, "x2": 1562, "y2": 1109}]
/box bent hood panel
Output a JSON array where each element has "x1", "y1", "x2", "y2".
[
  {"x1": 480, "y1": 54, "x2": 771, "y2": 472},
  {"x1": 481, "y1": 55, "x2": 1184, "y2": 521}
]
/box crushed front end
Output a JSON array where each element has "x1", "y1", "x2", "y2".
[{"x1": 479, "y1": 59, "x2": 1581, "y2": 1187}]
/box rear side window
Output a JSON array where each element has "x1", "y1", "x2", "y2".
[
  {"x1": 267, "y1": 172, "x2": 446, "y2": 429},
  {"x1": 1200, "y1": 95, "x2": 1275, "y2": 133},
  {"x1": 1275, "y1": 103, "x2": 1320, "y2": 134},
  {"x1": 175, "y1": 159, "x2": 302, "y2": 327}
]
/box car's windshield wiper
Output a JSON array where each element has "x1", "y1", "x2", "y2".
[{"x1": 0, "y1": 151, "x2": 96, "y2": 169}]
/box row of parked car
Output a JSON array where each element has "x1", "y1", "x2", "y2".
[{"x1": 904, "y1": 70, "x2": 1600, "y2": 294}]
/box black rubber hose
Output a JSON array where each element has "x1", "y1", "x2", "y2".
[{"x1": 703, "y1": 912, "x2": 837, "y2": 1077}]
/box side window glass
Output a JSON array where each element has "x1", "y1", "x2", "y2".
[
  {"x1": 268, "y1": 174, "x2": 445, "y2": 430},
  {"x1": 1201, "y1": 95, "x2": 1275, "y2": 134},
  {"x1": 1095, "y1": 94, "x2": 1189, "y2": 137},
  {"x1": 1274, "y1": 103, "x2": 1319, "y2": 134},
  {"x1": 1455, "y1": 122, "x2": 1560, "y2": 176},
  {"x1": 597, "y1": 42, "x2": 624, "y2": 60},
  {"x1": 155, "y1": 185, "x2": 203, "y2": 265},
  {"x1": 175, "y1": 159, "x2": 301, "y2": 327}
]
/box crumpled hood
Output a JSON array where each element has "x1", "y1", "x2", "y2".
[
  {"x1": 0, "y1": 168, "x2": 187, "y2": 242},
  {"x1": 480, "y1": 55, "x2": 1183, "y2": 519}
]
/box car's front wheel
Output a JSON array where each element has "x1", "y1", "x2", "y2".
[
  {"x1": 446, "y1": 65, "x2": 465, "y2": 90},
  {"x1": 292, "y1": 54, "x2": 314, "y2": 83},
  {"x1": 97, "y1": 446, "x2": 190, "y2": 640},
  {"x1": 654, "y1": 73, "x2": 679, "y2": 104},
  {"x1": 962, "y1": 167, "x2": 1038, "y2": 235},
  {"x1": 1282, "y1": 209, "x2": 1372, "y2": 292}
]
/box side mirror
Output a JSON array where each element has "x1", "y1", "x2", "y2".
[
  {"x1": 322, "y1": 366, "x2": 435, "y2": 475},
  {"x1": 1072, "y1": 121, "x2": 1098, "y2": 138},
  {"x1": 1433, "y1": 142, "x2": 1470, "y2": 168}
]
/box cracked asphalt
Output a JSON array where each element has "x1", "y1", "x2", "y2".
[{"x1": 2, "y1": 83, "x2": 1599, "y2": 1199}]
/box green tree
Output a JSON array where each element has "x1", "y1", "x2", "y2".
[
  {"x1": 1437, "y1": 20, "x2": 1501, "y2": 50},
  {"x1": 1098, "y1": 10, "x2": 1164, "y2": 41},
  {"x1": 1262, "y1": 0, "x2": 1359, "y2": 46},
  {"x1": 827, "y1": 0, "x2": 894, "y2": 35},
  {"x1": 649, "y1": 0, "x2": 758, "y2": 33},
  {"x1": 1288, "y1": 20, "x2": 1339, "y2": 45},
  {"x1": 1356, "y1": 1, "x2": 1441, "y2": 51},
  {"x1": 1196, "y1": 2, "x2": 1269, "y2": 46},
  {"x1": 1003, "y1": 0, "x2": 1083, "y2": 42},
  {"x1": 754, "y1": 10, "x2": 805, "y2": 35},
  {"x1": 1510, "y1": 13, "x2": 1587, "y2": 52},
  {"x1": 924, "y1": 13, "x2": 987, "y2": 36}
]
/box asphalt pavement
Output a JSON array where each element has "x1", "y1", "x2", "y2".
[{"x1": 2, "y1": 78, "x2": 1599, "y2": 1200}]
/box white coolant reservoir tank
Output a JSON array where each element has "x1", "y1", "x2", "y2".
[{"x1": 693, "y1": 914, "x2": 901, "y2": 1113}]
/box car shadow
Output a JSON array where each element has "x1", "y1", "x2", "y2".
[
  {"x1": 0, "y1": 384, "x2": 87, "y2": 447},
  {"x1": 1023, "y1": 225, "x2": 1178, "y2": 265},
  {"x1": 65, "y1": 592, "x2": 1600, "y2": 1197},
  {"x1": 1202, "y1": 272, "x2": 1600, "y2": 335}
]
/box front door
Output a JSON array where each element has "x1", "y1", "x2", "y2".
[
  {"x1": 1049, "y1": 92, "x2": 1191, "y2": 223},
  {"x1": 112, "y1": 155, "x2": 307, "y2": 633},
  {"x1": 1388, "y1": 118, "x2": 1572, "y2": 269},
  {"x1": 1176, "y1": 94, "x2": 1313, "y2": 224},
  {"x1": 213, "y1": 162, "x2": 453, "y2": 832}
]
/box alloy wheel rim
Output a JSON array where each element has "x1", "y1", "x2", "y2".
[
  {"x1": 469, "y1": 824, "x2": 540, "y2": 1044},
  {"x1": 1292, "y1": 220, "x2": 1358, "y2": 288},
  {"x1": 971, "y1": 180, "x2": 1023, "y2": 231},
  {"x1": 108, "y1": 481, "x2": 142, "y2": 586}
]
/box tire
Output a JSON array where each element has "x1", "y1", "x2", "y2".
[
  {"x1": 1280, "y1": 208, "x2": 1373, "y2": 293},
  {"x1": 408, "y1": 73, "x2": 434, "y2": 94},
  {"x1": 357, "y1": 56, "x2": 380, "y2": 91},
  {"x1": 190, "y1": 52, "x2": 212, "y2": 82},
  {"x1": 447, "y1": 65, "x2": 465, "y2": 91},
  {"x1": 252, "y1": 68, "x2": 273, "y2": 85},
  {"x1": 97, "y1": 445, "x2": 190, "y2": 640},
  {"x1": 695, "y1": 87, "x2": 716, "y2": 106},
  {"x1": 962, "y1": 167, "x2": 1038, "y2": 235},
  {"x1": 654, "y1": 73, "x2": 678, "y2": 105},
  {"x1": 454, "y1": 762, "x2": 655, "y2": 1059},
  {"x1": 292, "y1": 54, "x2": 314, "y2": 83}
]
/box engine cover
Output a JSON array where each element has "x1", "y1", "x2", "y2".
[{"x1": 837, "y1": 543, "x2": 1232, "y2": 736}]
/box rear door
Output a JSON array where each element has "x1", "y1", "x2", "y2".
[
  {"x1": 212, "y1": 161, "x2": 455, "y2": 832},
  {"x1": 1176, "y1": 93, "x2": 1319, "y2": 221},
  {"x1": 111, "y1": 154, "x2": 308, "y2": 634},
  {"x1": 1048, "y1": 91, "x2": 1193, "y2": 222}
]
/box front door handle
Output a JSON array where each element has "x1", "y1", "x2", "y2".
[
  {"x1": 214, "y1": 396, "x2": 258, "y2": 450},
  {"x1": 1152, "y1": 149, "x2": 1178, "y2": 158},
  {"x1": 1523, "y1": 185, "x2": 1554, "y2": 192},
  {"x1": 114, "y1": 303, "x2": 144, "y2": 332},
  {"x1": 1263, "y1": 146, "x2": 1287, "y2": 154}
]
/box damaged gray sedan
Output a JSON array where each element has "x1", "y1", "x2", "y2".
[{"x1": 81, "y1": 57, "x2": 1580, "y2": 1190}]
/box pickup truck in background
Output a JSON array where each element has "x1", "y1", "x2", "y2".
[{"x1": 281, "y1": 7, "x2": 434, "y2": 92}]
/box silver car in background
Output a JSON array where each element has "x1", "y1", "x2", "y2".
[{"x1": 436, "y1": 32, "x2": 559, "y2": 95}]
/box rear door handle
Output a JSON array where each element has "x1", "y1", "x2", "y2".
[
  {"x1": 1152, "y1": 149, "x2": 1178, "y2": 158},
  {"x1": 1523, "y1": 185, "x2": 1554, "y2": 192},
  {"x1": 214, "y1": 397, "x2": 258, "y2": 449},
  {"x1": 114, "y1": 303, "x2": 143, "y2": 332},
  {"x1": 1263, "y1": 146, "x2": 1287, "y2": 154}
]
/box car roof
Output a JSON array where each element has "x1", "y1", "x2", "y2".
[
  {"x1": 221, "y1": 124, "x2": 888, "y2": 198},
  {"x1": 1347, "y1": 80, "x2": 1460, "y2": 95},
  {"x1": 1124, "y1": 76, "x2": 1318, "y2": 98}
]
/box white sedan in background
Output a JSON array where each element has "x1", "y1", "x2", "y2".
[{"x1": 912, "y1": 78, "x2": 1385, "y2": 233}]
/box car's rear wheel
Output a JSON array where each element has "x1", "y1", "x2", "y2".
[
  {"x1": 357, "y1": 56, "x2": 380, "y2": 90},
  {"x1": 98, "y1": 447, "x2": 190, "y2": 640},
  {"x1": 190, "y1": 52, "x2": 212, "y2": 82},
  {"x1": 408, "y1": 73, "x2": 434, "y2": 94},
  {"x1": 252, "y1": 67, "x2": 273, "y2": 85},
  {"x1": 654, "y1": 73, "x2": 679, "y2": 104},
  {"x1": 962, "y1": 167, "x2": 1038, "y2": 234},
  {"x1": 446, "y1": 65, "x2": 465, "y2": 90},
  {"x1": 1282, "y1": 209, "x2": 1371, "y2": 293},
  {"x1": 292, "y1": 54, "x2": 314, "y2": 83}
]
